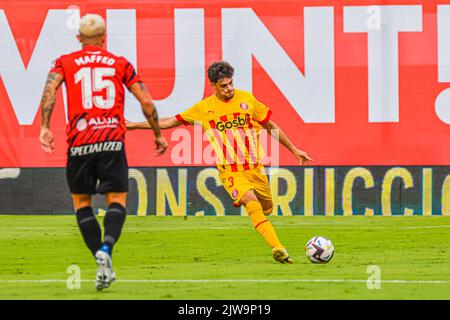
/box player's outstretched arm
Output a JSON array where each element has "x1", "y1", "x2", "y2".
[
  {"x1": 126, "y1": 116, "x2": 183, "y2": 131},
  {"x1": 129, "y1": 82, "x2": 163, "y2": 134},
  {"x1": 39, "y1": 72, "x2": 64, "y2": 154},
  {"x1": 262, "y1": 120, "x2": 314, "y2": 165},
  {"x1": 129, "y1": 81, "x2": 169, "y2": 155}
]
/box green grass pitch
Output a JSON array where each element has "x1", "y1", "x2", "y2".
[{"x1": 0, "y1": 215, "x2": 449, "y2": 300}]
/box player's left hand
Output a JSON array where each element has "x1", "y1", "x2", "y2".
[
  {"x1": 39, "y1": 127, "x2": 55, "y2": 154},
  {"x1": 294, "y1": 149, "x2": 313, "y2": 165}
]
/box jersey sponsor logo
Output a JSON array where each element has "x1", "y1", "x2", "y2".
[
  {"x1": 87, "y1": 117, "x2": 120, "y2": 129},
  {"x1": 88, "y1": 116, "x2": 119, "y2": 126},
  {"x1": 75, "y1": 117, "x2": 120, "y2": 131},
  {"x1": 76, "y1": 119, "x2": 88, "y2": 131},
  {"x1": 69, "y1": 141, "x2": 123, "y2": 156},
  {"x1": 215, "y1": 116, "x2": 248, "y2": 131}
]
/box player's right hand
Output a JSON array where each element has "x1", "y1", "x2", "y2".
[
  {"x1": 155, "y1": 134, "x2": 168, "y2": 156},
  {"x1": 293, "y1": 148, "x2": 313, "y2": 165},
  {"x1": 39, "y1": 127, "x2": 55, "y2": 154}
]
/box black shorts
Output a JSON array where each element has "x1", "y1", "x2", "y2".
[{"x1": 66, "y1": 141, "x2": 129, "y2": 195}]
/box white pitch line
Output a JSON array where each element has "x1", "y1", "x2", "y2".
[
  {"x1": 397, "y1": 225, "x2": 450, "y2": 229},
  {"x1": 0, "y1": 279, "x2": 448, "y2": 284},
  {"x1": 4, "y1": 225, "x2": 450, "y2": 231},
  {"x1": 121, "y1": 224, "x2": 450, "y2": 231}
]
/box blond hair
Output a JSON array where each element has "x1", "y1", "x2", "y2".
[{"x1": 79, "y1": 14, "x2": 105, "y2": 38}]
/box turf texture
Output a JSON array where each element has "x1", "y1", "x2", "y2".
[{"x1": 0, "y1": 215, "x2": 449, "y2": 300}]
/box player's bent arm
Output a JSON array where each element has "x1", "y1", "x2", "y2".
[
  {"x1": 39, "y1": 72, "x2": 63, "y2": 153},
  {"x1": 262, "y1": 120, "x2": 297, "y2": 153},
  {"x1": 129, "y1": 81, "x2": 169, "y2": 155},
  {"x1": 262, "y1": 120, "x2": 314, "y2": 164},
  {"x1": 129, "y1": 81, "x2": 164, "y2": 136},
  {"x1": 126, "y1": 117, "x2": 183, "y2": 131},
  {"x1": 40, "y1": 72, "x2": 64, "y2": 128}
]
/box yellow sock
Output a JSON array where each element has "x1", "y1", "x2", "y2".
[{"x1": 246, "y1": 200, "x2": 284, "y2": 249}]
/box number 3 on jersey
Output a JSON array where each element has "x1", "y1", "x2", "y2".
[{"x1": 75, "y1": 67, "x2": 116, "y2": 109}]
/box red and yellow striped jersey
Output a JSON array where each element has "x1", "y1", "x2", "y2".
[{"x1": 175, "y1": 90, "x2": 272, "y2": 172}]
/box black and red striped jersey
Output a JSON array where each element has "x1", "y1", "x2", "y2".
[{"x1": 50, "y1": 45, "x2": 140, "y2": 149}]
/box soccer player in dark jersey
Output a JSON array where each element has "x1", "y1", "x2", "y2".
[{"x1": 39, "y1": 14, "x2": 168, "y2": 290}]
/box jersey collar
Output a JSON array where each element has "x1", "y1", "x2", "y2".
[{"x1": 82, "y1": 45, "x2": 104, "y2": 52}]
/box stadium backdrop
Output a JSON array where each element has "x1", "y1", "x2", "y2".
[{"x1": 0, "y1": 0, "x2": 448, "y2": 215}]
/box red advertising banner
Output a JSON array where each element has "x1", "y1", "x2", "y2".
[{"x1": 0, "y1": 0, "x2": 449, "y2": 167}]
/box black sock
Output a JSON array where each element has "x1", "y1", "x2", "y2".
[
  {"x1": 102, "y1": 203, "x2": 127, "y2": 256},
  {"x1": 76, "y1": 206, "x2": 102, "y2": 258}
]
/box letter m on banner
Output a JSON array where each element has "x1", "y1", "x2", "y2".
[{"x1": 0, "y1": 10, "x2": 79, "y2": 124}]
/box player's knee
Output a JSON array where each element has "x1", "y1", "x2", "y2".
[
  {"x1": 105, "y1": 192, "x2": 127, "y2": 208},
  {"x1": 263, "y1": 207, "x2": 273, "y2": 216},
  {"x1": 238, "y1": 190, "x2": 258, "y2": 206},
  {"x1": 72, "y1": 194, "x2": 92, "y2": 211}
]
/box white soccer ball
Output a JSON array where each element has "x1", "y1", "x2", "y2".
[{"x1": 305, "y1": 236, "x2": 334, "y2": 264}]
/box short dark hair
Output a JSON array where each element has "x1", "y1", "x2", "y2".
[{"x1": 207, "y1": 61, "x2": 234, "y2": 83}]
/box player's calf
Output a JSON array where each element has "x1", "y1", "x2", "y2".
[
  {"x1": 101, "y1": 202, "x2": 127, "y2": 256},
  {"x1": 76, "y1": 206, "x2": 102, "y2": 258},
  {"x1": 246, "y1": 200, "x2": 284, "y2": 249}
]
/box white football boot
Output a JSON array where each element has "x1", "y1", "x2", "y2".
[{"x1": 95, "y1": 250, "x2": 116, "y2": 290}]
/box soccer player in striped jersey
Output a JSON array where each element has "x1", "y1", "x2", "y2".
[{"x1": 127, "y1": 61, "x2": 313, "y2": 263}]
